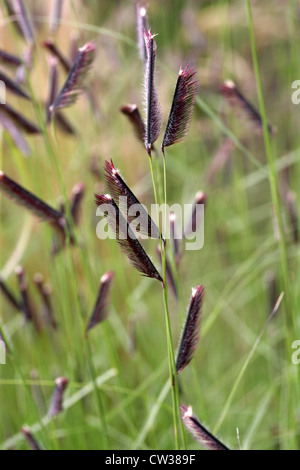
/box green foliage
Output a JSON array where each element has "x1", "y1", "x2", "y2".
[{"x1": 0, "y1": 0, "x2": 300, "y2": 451}]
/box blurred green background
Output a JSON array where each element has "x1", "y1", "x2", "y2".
[{"x1": 0, "y1": 0, "x2": 300, "y2": 450}]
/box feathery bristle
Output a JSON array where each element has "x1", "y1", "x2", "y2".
[
  {"x1": 220, "y1": 80, "x2": 275, "y2": 136},
  {"x1": 48, "y1": 377, "x2": 69, "y2": 417},
  {"x1": 0, "y1": 172, "x2": 66, "y2": 235},
  {"x1": 12, "y1": 0, "x2": 35, "y2": 44},
  {"x1": 162, "y1": 65, "x2": 198, "y2": 152},
  {"x1": 0, "y1": 48, "x2": 22, "y2": 67},
  {"x1": 104, "y1": 159, "x2": 161, "y2": 240},
  {"x1": 136, "y1": 2, "x2": 148, "y2": 63},
  {"x1": 176, "y1": 285, "x2": 204, "y2": 373},
  {"x1": 181, "y1": 405, "x2": 230, "y2": 450},
  {"x1": 49, "y1": 0, "x2": 64, "y2": 34},
  {"x1": 144, "y1": 29, "x2": 162, "y2": 155},
  {"x1": 121, "y1": 105, "x2": 146, "y2": 146},
  {"x1": 86, "y1": 271, "x2": 115, "y2": 332},
  {"x1": 0, "y1": 71, "x2": 30, "y2": 100},
  {"x1": 0, "y1": 103, "x2": 41, "y2": 134},
  {"x1": 49, "y1": 41, "x2": 96, "y2": 116},
  {"x1": 95, "y1": 194, "x2": 163, "y2": 283},
  {"x1": 43, "y1": 39, "x2": 71, "y2": 74}
]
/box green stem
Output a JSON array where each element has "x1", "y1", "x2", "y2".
[
  {"x1": 161, "y1": 151, "x2": 186, "y2": 449},
  {"x1": 245, "y1": 0, "x2": 293, "y2": 328},
  {"x1": 148, "y1": 153, "x2": 180, "y2": 449}
]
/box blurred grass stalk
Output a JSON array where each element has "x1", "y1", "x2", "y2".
[
  {"x1": 245, "y1": 0, "x2": 298, "y2": 450},
  {"x1": 245, "y1": 0, "x2": 294, "y2": 326}
]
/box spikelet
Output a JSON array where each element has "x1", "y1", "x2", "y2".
[
  {"x1": 21, "y1": 427, "x2": 42, "y2": 451},
  {"x1": 49, "y1": 41, "x2": 96, "y2": 116},
  {"x1": 95, "y1": 194, "x2": 163, "y2": 283},
  {"x1": 54, "y1": 113, "x2": 77, "y2": 135},
  {"x1": 0, "y1": 172, "x2": 66, "y2": 236},
  {"x1": 104, "y1": 159, "x2": 161, "y2": 240},
  {"x1": 34, "y1": 274, "x2": 57, "y2": 330},
  {"x1": 169, "y1": 212, "x2": 181, "y2": 266},
  {"x1": 162, "y1": 66, "x2": 198, "y2": 153},
  {"x1": 86, "y1": 271, "x2": 115, "y2": 332},
  {"x1": 0, "y1": 277, "x2": 21, "y2": 311},
  {"x1": 184, "y1": 192, "x2": 207, "y2": 239},
  {"x1": 0, "y1": 103, "x2": 41, "y2": 134},
  {"x1": 120, "y1": 105, "x2": 146, "y2": 146},
  {"x1": 156, "y1": 245, "x2": 178, "y2": 300},
  {"x1": 206, "y1": 137, "x2": 235, "y2": 185},
  {"x1": 0, "y1": 48, "x2": 22, "y2": 67},
  {"x1": 0, "y1": 113, "x2": 30, "y2": 155},
  {"x1": 181, "y1": 405, "x2": 230, "y2": 451},
  {"x1": 48, "y1": 377, "x2": 69, "y2": 417},
  {"x1": 70, "y1": 182, "x2": 86, "y2": 226},
  {"x1": 12, "y1": 0, "x2": 35, "y2": 44},
  {"x1": 220, "y1": 80, "x2": 275, "y2": 136},
  {"x1": 43, "y1": 39, "x2": 71, "y2": 73},
  {"x1": 15, "y1": 266, "x2": 42, "y2": 332},
  {"x1": 49, "y1": 0, "x2": 64, "y2": 34},
  {"x1": 0, "y1": 71, "x2": 30, "y2": 100},
  {"x1": 144, "y1": 29, "x2": 162, "y2": 155},
  {"x1": 176, "y1": 285, "x2": 204, "y2": 373}
]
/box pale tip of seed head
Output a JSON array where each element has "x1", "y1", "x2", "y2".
[
  {"x1": 0, "y1": 171, "x2": 4, "y2": 180},
  {"x1": 170, "y1": 212, "x2": 177, "y2": 222},
  {"x1": 100, "y1": 271, "x2": 114, "y2": 284},
  {"x1": 223, "y1": 79, "x2": 236, "y2": 89},
  {"x1": 21, "y1": 426, "x2": 31, "y2": 436},
  {"x1": 43, "y1": 284, "x2": 52, "y2": 296},
  {"x1": 71, "y1": 182, "x2": 86, "y2": 196},
  {"x1": 129, "y1": 104, "x2": 137, "y2": 112},
  {"x1": 192, "y1": 287, "x2": 198, "y2": 298},
  {"x1": 55, "y1": 377, "x2": 69, "y2": 388},
  {"x1": 47, "y1": 55, "x2": 58, "y2": 67},
  {"x1": 33, "y1": 273, "x2": 44, "y2": 285},
  {"x1": 79, "y1": 41, "x2": 96, "y2": 53},
  {"x1": 15, "y1": 266, "x2": 24, "y2": 277},
  {"x1": 195, "y1": 191, "x2": 207, "y2": 204},
  {"x1": 182, "y1": 405, "x2": 193, "y2": 418},
  {"x1": 140, "y1": 6, "x2": 147, "y2": 17}
]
